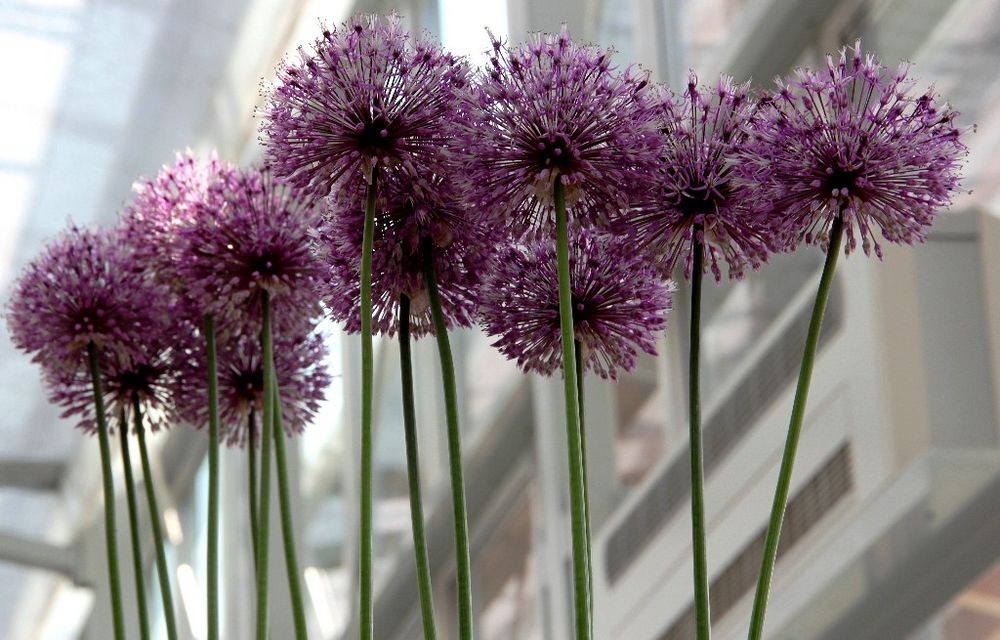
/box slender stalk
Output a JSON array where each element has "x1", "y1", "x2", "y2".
[
  {"x1": 272, "y1": 379, "x2": 309, "y2": 639},
  {"x1": 688, "y1": 238, "x2": 711, "y2": 640},
  {"x1": 421, "y1": 239, "x2": 473, "y2": 640},
  {"x1": 119, "y1": 408, "x2": 151, "y2": 640},
  {"x1": 248, "y1": 409, "x2": 260, "y2": 569},
  {"x1": 574, "y1": 340, "x2": 593, "y2": 636},
  {"x1": 359, "y1": 170, "x2": 378, "y2": 640},
  {"x1": 133, "y1": 396, "x2": 179, "y2": 640},
  {"x1": 204, "y1": 313, "x2": 221, "y2": 640},
  {"x1": 398, "y1": 294, "x2": 439, "y2": 640},
  {"x1": 747, "y1": 216, "x2": 844, "y2": 640},
  {"x1": 256, "y1": 292, "x2": 275, "y2": 640},
  {"x1": 87, "y1": 342, "x2": 126, "y2": 640},
  {"x1": 553, "y1": 182, "x2": 591, "y2": 640}
]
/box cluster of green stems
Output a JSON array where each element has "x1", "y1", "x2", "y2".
[
  {"x1": 86, "y1": 292, "x2": 311, "y2": 640},
  {"x1": 364, "y1": 176, "x2": 843, "y2": 640},
  {"x1": 359, "y1": 167, "x2": 474, "y2": 640},
  {"x1": 540, "y1": 191, "x2": 846, "y2": 640},
  {"x1": 85, "y1": 179, "x2": 843, "y2": 640},
  {"x1": 246, "y1": 291, "x2": 310, "y2": 640},
  {"x1": 686, "y1": 216, "x2": 846, "y2": 640},
  {"x1": 87, "y1": 342, "x2": 179, "y2": 640}
]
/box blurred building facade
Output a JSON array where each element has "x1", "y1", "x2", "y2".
[{"x1": 2, "y1": 0, "x2": 1000, "y2": 638}]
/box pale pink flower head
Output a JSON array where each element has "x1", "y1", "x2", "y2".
[{"x1": 120, "y1": 150, "x2": 238, "y2": 277}]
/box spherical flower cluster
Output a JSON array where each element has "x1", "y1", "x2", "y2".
[
  {"x1": 6, "y1": 226, "x2": 171, "y2": 378},
  {"x1": 172, "y1": 318, "x2": 331, "y2": 446},
  {"x1": 46, "y1": 339, "x2": 177, "y2": 434},
  {"x1": 120, "y1": 151, "x2": 238, "y2": 275},
  {"x1": 174, "y1": 166, "x2": 323, "y2": 321},
  {"x1": 317, "y1": 172, "x2": 488, "y2": 336},
  {"x1": 743, "y1": 41, "x2": 967, "y2": 257},
  {"x1": 480, "y1": 229, "x2": 674, "y2": 379},
  {"x1": 461, "y1": 25, "x2": 662, "y2": 235},
  {"x1": 261, "y1": 13, "x2": 470, "y2": 196},
  {"x1": 630, "y1": 73, "x2": 772, "y2": 281},
  {"x1": 5, "y1": 26, "x2": 970, "y2": 446}
]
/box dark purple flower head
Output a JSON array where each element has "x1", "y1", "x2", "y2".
[
  {"x1": 45, "y1": 338, "x2": 177, "y2": 434},
  {"x1": 121, "y1": 151, "x2": 238, "y2": 276},
  {"x1": 173, "y1": 317, "x2": 331, "y2": 446},
  {"x1": 460, "y1": 24, "x2": 662, "y2": 235},
  {"x1": 743, "y1": 41, "x2": 968, "y2": 257},
  {"x1": 174, "y1": 166, "x2": 324, "y2": 321},
  {"x1": 261, "y1": 13, "x2": 470, "y2": 195},
  {"x1": 630, "y1": 73, "x2": 772, "y2": 281},
  {"x1": 317, "y1": 172, "x2": 487, "y2": 337},
  {"x1": 6, "y1": 225, "x2": 172, "y2": 379},
  {"x1": 480, "y1": 229, "x2": 673, "y2": 379}
]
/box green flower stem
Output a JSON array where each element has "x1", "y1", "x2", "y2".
[
  {"x1": 573, "y1": 339, "x2": 593, "y2": 637},
  {"x1": 360, "y1": 170, "x2": 378, "y2": 640},
  {"x1": 398, "y1": 293, "x2": 439, "y2": 640},
  {"x1": 271, "y1": 379, "x2": 308, "y2": 639},
  {"x1": 87, "y1": 342, "x2": 126, "y2": 640},
  {"x1": 553, "y1": 182, "x2": 591, "y2": 640},
  {"x1": 132, "y1": 396, "x2": 178, "y2": 640},
  {"x1": 688, "y1": 239, "x2": 711, "y2": 640},
  {"x1": 256, "y1": 292, "x2": 275, "y2": 640},
  {"x1": 204, "y1": 313, "x2": 220, "y2": 640},
  {"x1": 421, "y1": 239, "x2": 473, "y2": 640},
  {"x1": 118, "y1": 407, "x2": 150, "y2": 640},
  {"x1": 248, "y1": 409, "x2": 260, "y2": 570},
  {"x1": 747, "y1": 216, "x2": 844, "y2": 640}
]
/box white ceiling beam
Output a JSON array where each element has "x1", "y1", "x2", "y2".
[
  {"x1": 0, "y1": 459, "x2": 63, "y2": 491},
  {"x1": 0, "y1": 531, "x2": 75, "y2": 578}
]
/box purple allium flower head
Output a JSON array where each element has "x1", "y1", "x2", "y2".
[
  {"x1": 173, "y1": 317, "x2": 331, "y2": 446},
  {"x1": 743, "y1": 41, "x2": 968, "y2": 257},
  {"x1": 174, "y1": 166, "x2": 324, "y2": 321},
  {"x1": 479, "y1": 229, "x2": 674, "y2": 379},
  {"x1": 261, "y1": 13, "x2": 471, "y2": 196},
  {"x1": 629, "y1": 73, "x2": 773, "y2": 281},
  {"x1": 317, "y1": 172, "x2": 487, "y2": 337},
  {"x1": 45, "y1": 338, "x2": 177, "y2": 434},
  {"x1": 6, "y1": 226, "x2": 172, "y2": 380},
  {"x1": 121, "y1": 151, "x2": 238, "y2": 276},
  {"x1": 459, "y1": 24, "x2": 662, "y2": 235}
]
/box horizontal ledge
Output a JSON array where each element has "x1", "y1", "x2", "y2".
[
  {"x1": 0, "y1": 459, "x2": 64, "y2": 491},
  {"x1": 0, "y1": 531, "x2": 75, "y2": 577}
]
